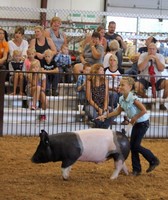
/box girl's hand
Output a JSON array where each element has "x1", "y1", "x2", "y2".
[
  {"x1": 96, "y1": 115, "x2": 106, "y2": 122},
  {"x1": 130, "y1": 117, "x2": 136, "y2": 125}
]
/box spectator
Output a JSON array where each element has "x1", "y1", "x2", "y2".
[
  {"x1": 78, "y1": 32, "x2": 92, "y2": 54},
  {"x1": 24, "y1": 47, "x2": 38, "y2": 72},
  {"x1": 96, "y1": 25, "x2": 107, "y2": 52},
  {"x1": 29, "y1": 25, "x2": 57, "y2": 64},
  {"x1": 54, "y1": 44, "x2": 72, "y2": 83},
  {"x1": 125, "y1": 53, "x2": 140, "y2": 78},
  {"x1": 9, "y1": 50, "x2": 25, "y2": 95},
  {"x1": 41, "y1": 49, "x2": 59, "y2": 96},
  {"x1": 26, "y1": 60, "x2": 47, "y2": 112},
  {"x1": 0, "y1": 28, "x2": 9, "y2": 69},
  {"x1": 103, "y1": 39, "x2": 120, "y2": 69},
  {"x1": 105, "y1": 54, "x2": 121, "y2": 109},
  {"x1": 105, "y1": 21, "x2": 127, "y2": 74},
  {"x1": 8, "y1": 26, "x2": 28, "y2": 60},
  {"x1": 125, "y1": 36, "x2": 158, "y2": 77},
  {"x1": 44, "y1": 16, "x2": 67, "y2": 53},
  {"x1": 85, "y1": 63, "x2": 113, "y2": 128},
  {"x1": 135, "y1": 43, "x2": 168, "y2": 110},
  {"x1": 73, "y1": 32, "x2": 104, "y2": 81},
  {"x1": 76, "y1": 63, "x2": 91, "y2": 105},
  {"x1": 105, "y1": 54, "x2": 129, "y2": 125},
  {"x1": 138, "y1": 36, "x2": 158, "y2": 54}
]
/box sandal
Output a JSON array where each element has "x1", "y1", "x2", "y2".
[
  {"x1": 121, "y1": 116, "x2": 129, "y2": 125},
  {"x1": 9, "y1": 92, "x2": 15, "y2": 95}
]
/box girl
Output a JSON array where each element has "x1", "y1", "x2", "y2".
[
  {"x1": 98, "y1": 77, "x2": 160, "y2": 175},
  {"x1": 9, "y1": 50, "x2": 25, "y2": 95},
  {"x1": 27, "y1": 60, "x2": 47, "y2": 111},
  {"x1": 24, "y1": 47, "x2": 37, "y2": 72}
]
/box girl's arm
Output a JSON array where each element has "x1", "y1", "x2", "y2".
[
  {"x1": 97, "y1": 105, "x2": 122, "y2": 121},
  {"x1": 130, "y1": 100, "x2": 147, "y2": 125},
  {"x1": 41, "y1": 77, "x2": 46, "y2": 92},
  {"x1": 77, "y1": 80, "x2": 85, "y2": 92},
  {"x1": 42, "y1": 67, "x2": 59, "y2": 73},
  {"x1": 31, "y1": 74, "x2": 37, "y2": 87}
]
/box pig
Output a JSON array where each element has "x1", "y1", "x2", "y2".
[{"x1": 31, "y1": 128, "x2": 130, "y2": 180}]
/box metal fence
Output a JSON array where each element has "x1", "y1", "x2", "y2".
[
  {"x1": 0, "y1": 70, "x2": 167, "y2": 138},
  {"x1": 0, "y1": 6, "x2": 167, "y2": 138}
]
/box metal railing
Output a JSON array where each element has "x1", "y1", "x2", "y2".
[{"x1": 0, "y1": 70, "x2": 167, "y2": 138}]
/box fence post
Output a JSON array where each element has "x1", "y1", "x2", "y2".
[{"x1": 0, "y1": 70, "x2": 7, "y2": 136}]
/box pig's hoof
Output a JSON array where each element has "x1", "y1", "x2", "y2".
[
  {"x1": 63, "y1": 177, "x2": 69, "y2": 181},
  {"x1": 110, "y1": 175, "x2": 118, "y2": 180},
  {"x1": 62, "y1": 176, "x2": 69, "y2": 181}
]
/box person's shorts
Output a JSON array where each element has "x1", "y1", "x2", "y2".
[{"x1": 138, "y1": 78, "x2": 165, "y2": 91}]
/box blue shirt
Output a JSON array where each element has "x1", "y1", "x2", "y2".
[
  {"x1": 54, "y1": 53, "x2": 71, "y2": 67},
  {"x1": 75, "y1": 74, "x2": 86, "y2": 100},
  {"x1": 119, "y1": 92, "x2": 149, "y2": 123}
]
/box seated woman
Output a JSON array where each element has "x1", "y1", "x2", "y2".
[
  {"x1": 29, "y1": 25, "x2": 57, "y2": 64},
  {"x1": 85, "y1": 63, "x2": 113, "y2": 128},
  {"x1": 96, "y1": 25, "x2": 107, "y2": 52},
  {"x1": 73, "y1": 32, "x2": 104, "y2": 81},
  {"x1": 0, "y1": 28, "x2": 9, "y2": 69},
  {"x1": 8, "y1": 26, "x2": 28, "y2": 60}
]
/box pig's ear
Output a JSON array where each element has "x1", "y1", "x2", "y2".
[{"x1": 40, "y1": 130, "x2": 49, "y2": 145}]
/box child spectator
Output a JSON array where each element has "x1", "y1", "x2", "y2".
[
  {"x1": 105, "y1": 54, "x2": 129, "y2": 125},
  {"x1": 24, "y1": 47, "x2": 37, "y2": 72},
  {"x1": 26, "y1": 60, "x2": 47, "y2": 113},
  {"x1": 54, "y1": 44, "x2": 72, "y2": 83},
  {"x1": 41, "y1": 49, "x2": 59, "y2": 96},
  {"x1": 76, "y1": 63, "x2": 91, "y2": 105},
  {"x1": 9, "y1": 50, "x2": 25, "y2": 95}
]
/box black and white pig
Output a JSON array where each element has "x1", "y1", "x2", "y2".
[{"x1": 31, "y1": 128, "x2": 130, "y2": 180}]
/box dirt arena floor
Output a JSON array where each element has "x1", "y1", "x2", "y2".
[{"x1": 0, "y1": 136, "x2": 168, "y2": 200}]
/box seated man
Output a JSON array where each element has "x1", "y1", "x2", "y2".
[
  {"x1": 134, "y1": 43, "x2": 168, "y2": 110},
  {"x1": 138, "y1": 36, "x2": 158, "y2": 54},
  {"x1": 125, "y1": 36, "x2": 158, "y2": 77}
]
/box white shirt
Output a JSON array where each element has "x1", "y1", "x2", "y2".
[
  {"x1": 8, "y1": 39, "x2": 29, "y2": 57},
  {"x1": 105, "y1": 67, "x2": 121, "y2": 89},
  {"x1": 138, "y1": 52, "x2": 165, "y2": 81}
]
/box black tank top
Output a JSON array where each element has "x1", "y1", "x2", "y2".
[{"x1": 35, "y1": 37, "x2": 50, "y2": 54}]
